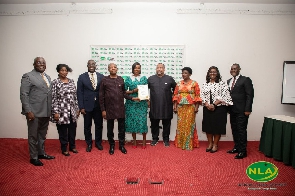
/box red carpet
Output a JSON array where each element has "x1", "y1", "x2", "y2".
[{"x1": 0, "y1": 139, "x2": 294, "y2": 196}]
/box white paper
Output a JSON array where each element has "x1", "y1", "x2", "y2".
[{"x1": 137, "y1": 85, "x2": 149, "y2": 100}]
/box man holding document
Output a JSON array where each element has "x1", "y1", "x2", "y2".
[
  {"x1": 125, "y1": 62, "x2": 149, "y2": 149},
  {"x1": 148, "y1": 63, "x2": 176, "y2": 147}
]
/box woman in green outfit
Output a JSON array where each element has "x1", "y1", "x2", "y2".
[{"x1": 125, "y1": 62, "x2": 148, "y2": 149}]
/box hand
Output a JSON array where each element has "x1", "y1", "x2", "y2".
[
  {"x1": 54, "y1": 113, "x2": 59, "y2": 121},
  {"x1": 80, "y1": 109, "x2": 86, "y2": 115},
  {"x1": 27, "y1": 112, "x2": 35, "y2": 121},
  {"x1": 148, "y1": 100, "x2": 150, "y2": 108},
  {"x1": 133, "y1": 88, "x2": 138, "y2": 93},
  {"x1": 76, "y1": 110, "x2": 80, "y2": 117},
  {"x1": 132, "y1": 97, "x2": 140, "y2": 102},
  {"x1": 102, "y1": 111, "x2": 107, "y2": 119},
  {"x1": 208, "y1": 104, "x2": 215, "y2": 111},
  {"x1": 194, "y1": 109, "x2": 199, "y2": 113},
  {"x1": 244, "y1": 112, "x2": 251, "y2": 116},
  {"x1": 173, "y1": 108, "x2": 177, "y2": 114}
]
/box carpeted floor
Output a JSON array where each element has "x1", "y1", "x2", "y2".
[{"x1": 0, "y1": 138, "x2": 294, "y2": 196}]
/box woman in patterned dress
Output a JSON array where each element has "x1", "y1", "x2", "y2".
[
  {"x1": 125, "y1": 62, "x2": 148, "y2": 149},
  {"x1": 51, "y1": 64, "x2": 80, "y2": 156},
  {"x1": 200, "y1": 66, "x2": 233, "y2": 153},
  {"x1": 173, "y1": 67, "x2": 202, "y2": 150}
]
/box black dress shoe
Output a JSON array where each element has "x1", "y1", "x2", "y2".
[
  {"x1": 235, "y1": 152, "x2": 247, "y2": 159},
  {"x1": 95, "y1": 145, "x2": 103, "y2": 151},
  {"x1": 109, "y1": 145, "x2": 115, "y2": 155},
  {"x1": 38, "y1": 154, "x2": 55, "y2": 160},
  {"x1": 86, "y1": 145, "x2": 92, "y2": 152},
  {"x1": 119, "y1": 146, "x2": 127, "y2": 154},
  {"x1": 69, "y1": 148, "x2": 78, "y2": 153},
  {"x1": 30, "y1": 159, "x2": 43, "y2": 166},
  {"x1": 227, "y1": 148, "x2": 239, "y2": 154},
  {"x1": 62, "y1": 151, "x2": 70, "y2": 156}
]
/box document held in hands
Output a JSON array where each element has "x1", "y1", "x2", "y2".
[{"x1": 137, "y1": 85, "x2": 149, "y2": 100}]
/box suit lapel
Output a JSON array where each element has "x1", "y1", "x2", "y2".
[
  {"x1": 96, "y1": 72, "x2": 102, "y2": 90},
  {"x1": 85, "y1": 72, "x2": 93, "y2": 89},
  {"x1": 43, "y1": 73, "x2": 51, "y2": 87},
  {"x1": 32, "y1": 69, "x2": 49, "y2": 88},
  {"x1": 232, "y1": 75, "x2": 243, "y2": 92}
]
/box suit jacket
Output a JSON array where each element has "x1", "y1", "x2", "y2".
[
  {"x1": 20, "y1": 69, "x2": 52, "y2": 117},
  {"x1": 227, "y1": 75, "x2": 254, "y2": 114},
  {"x1": 77, "y1": 72, "x2": 104, "y2": 112}
]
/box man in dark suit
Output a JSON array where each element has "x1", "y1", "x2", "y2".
[
  {"x1": 77, "y1": 60, "x2": 104, "y2": 152},
  {"x1": 20, "y1": 57, "x2": 55, "y2": 166},
  {"x1": 227, "y1": 63, "x2": 254, "y2": 159}
]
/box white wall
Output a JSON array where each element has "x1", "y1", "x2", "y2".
[{"x1": 0, "y1": 3, "x2": 295, "y2": 142}]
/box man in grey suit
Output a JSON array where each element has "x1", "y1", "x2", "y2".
[{"x1": 20, "y1": 57, "x2": 55, "y2": 166}]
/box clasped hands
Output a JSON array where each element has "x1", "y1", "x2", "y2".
[
  {"x1": 206, "y1": 104, "x2": 216, "y2": 111},
  {"x1": 53, "y1": 110, "x2": 80, "y2": 121}
]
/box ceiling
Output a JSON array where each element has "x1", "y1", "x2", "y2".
[{"x1": 0, "y1": 0, "x2": 294, "y2": 4}]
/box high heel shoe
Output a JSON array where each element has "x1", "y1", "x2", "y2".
[
  {"x1": 206, "y1": 145, "x2": 213, "y2": 152},
  {"x1": 210, "y1": 145, "x2": 218, "y2": 153},
  {"x1": 132, "y1": 145, "x2": 137, "y2": 149},
  {"x1": 142, "y1": 140, "x2": 146, "y2": 149}
]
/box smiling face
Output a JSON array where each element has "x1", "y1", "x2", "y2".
[
  {"x1": 209, "y1": 68, "x2": 217, "y2": 81},
  {"x1": 33, "y1": 57, "x2": 46, "y2": 73},
  {"x1": 156, "y1": 63, "x2": 165, "y2": 76},
  {"x1": 182, "y1": 70, "x2": 191, "y2": 80},
  {"x1": 87, "y1": 60, "x2": 96, "y2": 73},
  {"x1": 230, "y1": 64, "x2": 241, "y2": 77},
  {"x1": 133, "y1": 65, "x2": 141, "y2": 76},
  {"x1": 108, "y1": 63, "x2": 118, "y2": 75},
  {"x1": 59, "y1": 66, "x2": 68, "y2": 79}
]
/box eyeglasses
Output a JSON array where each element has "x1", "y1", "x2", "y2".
[{"x1": 209, "y1": 72, "x2": 217, "y2": 74}]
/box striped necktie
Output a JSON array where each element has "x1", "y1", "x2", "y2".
[
  {"x1": 90, "y1": 73, "x2": 96, "y2": 90},
  {"x1": 41, "y1": 73, "x2": 49, "y2": 87},
  {"x1": 231, "y1": 77, "x2": 236, "y2": 91}
]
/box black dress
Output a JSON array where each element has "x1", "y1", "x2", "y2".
[{"x1": 201, "y1": 82, "x2": 232, "y2": 135}]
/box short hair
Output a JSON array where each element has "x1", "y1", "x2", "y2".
[
  {"x1": 233, "y1": 63, "x2": 241, "y2": 69},
  {"x1": 108, "y1": 63, "x2": 117, "y2": 68},
  {"x1": 56, "y1": 64, "x2": 72, "y2": 72},
  {"x1": 157, "y1": 63, "x2": 165, "y2": 68},
  {"x1": 182, "y1": 67, "x2": 192, "y2": 74},
  {"x1": 132, "y1": 62, "x2": 141, "y2": 74},
  {"x1": 206, "y1": 66, "x2": 222, "y2": 83},
  {"x1": 87, "y1": 60, "x2": 96, "y2": 66},
  {"x1": 33, "y1": 57, "x2": 45, "y2": 65}
]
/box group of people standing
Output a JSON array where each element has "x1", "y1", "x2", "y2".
[
  {"x1": 20, "y1": 57, "x2": 253, "y2": 167},
  {"x1": 173, "y1": 64, "x2": 254, "y2": 160}
]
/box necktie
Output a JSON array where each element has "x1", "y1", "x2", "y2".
[
  {"x1": 41, "y1": 73, "x2": 49, "y2": 87},
  {"x1": 90, "y1": 73, "x2": 96, "y2": 90},
  {"x1": 231, "y1": 77, "x2": 236, "y2": 91}
]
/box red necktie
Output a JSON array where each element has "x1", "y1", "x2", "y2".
[{"x1": 231, "y1": 77, "x2": 236, "y2": 91}]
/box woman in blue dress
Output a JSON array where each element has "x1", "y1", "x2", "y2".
[{"x1": 125, "y1": 62, "x2": 148, "y2": 149}]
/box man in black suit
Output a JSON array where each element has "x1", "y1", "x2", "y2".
[
  {"x1": 77, "y1": 60, "x2": 104, "y2": 152},
  {"x1": 20, "y1": 57, "x2": 55, "y2": 166},
  {"x1": 227, "y1": 63, "x2": 254, "y2": 159}
]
